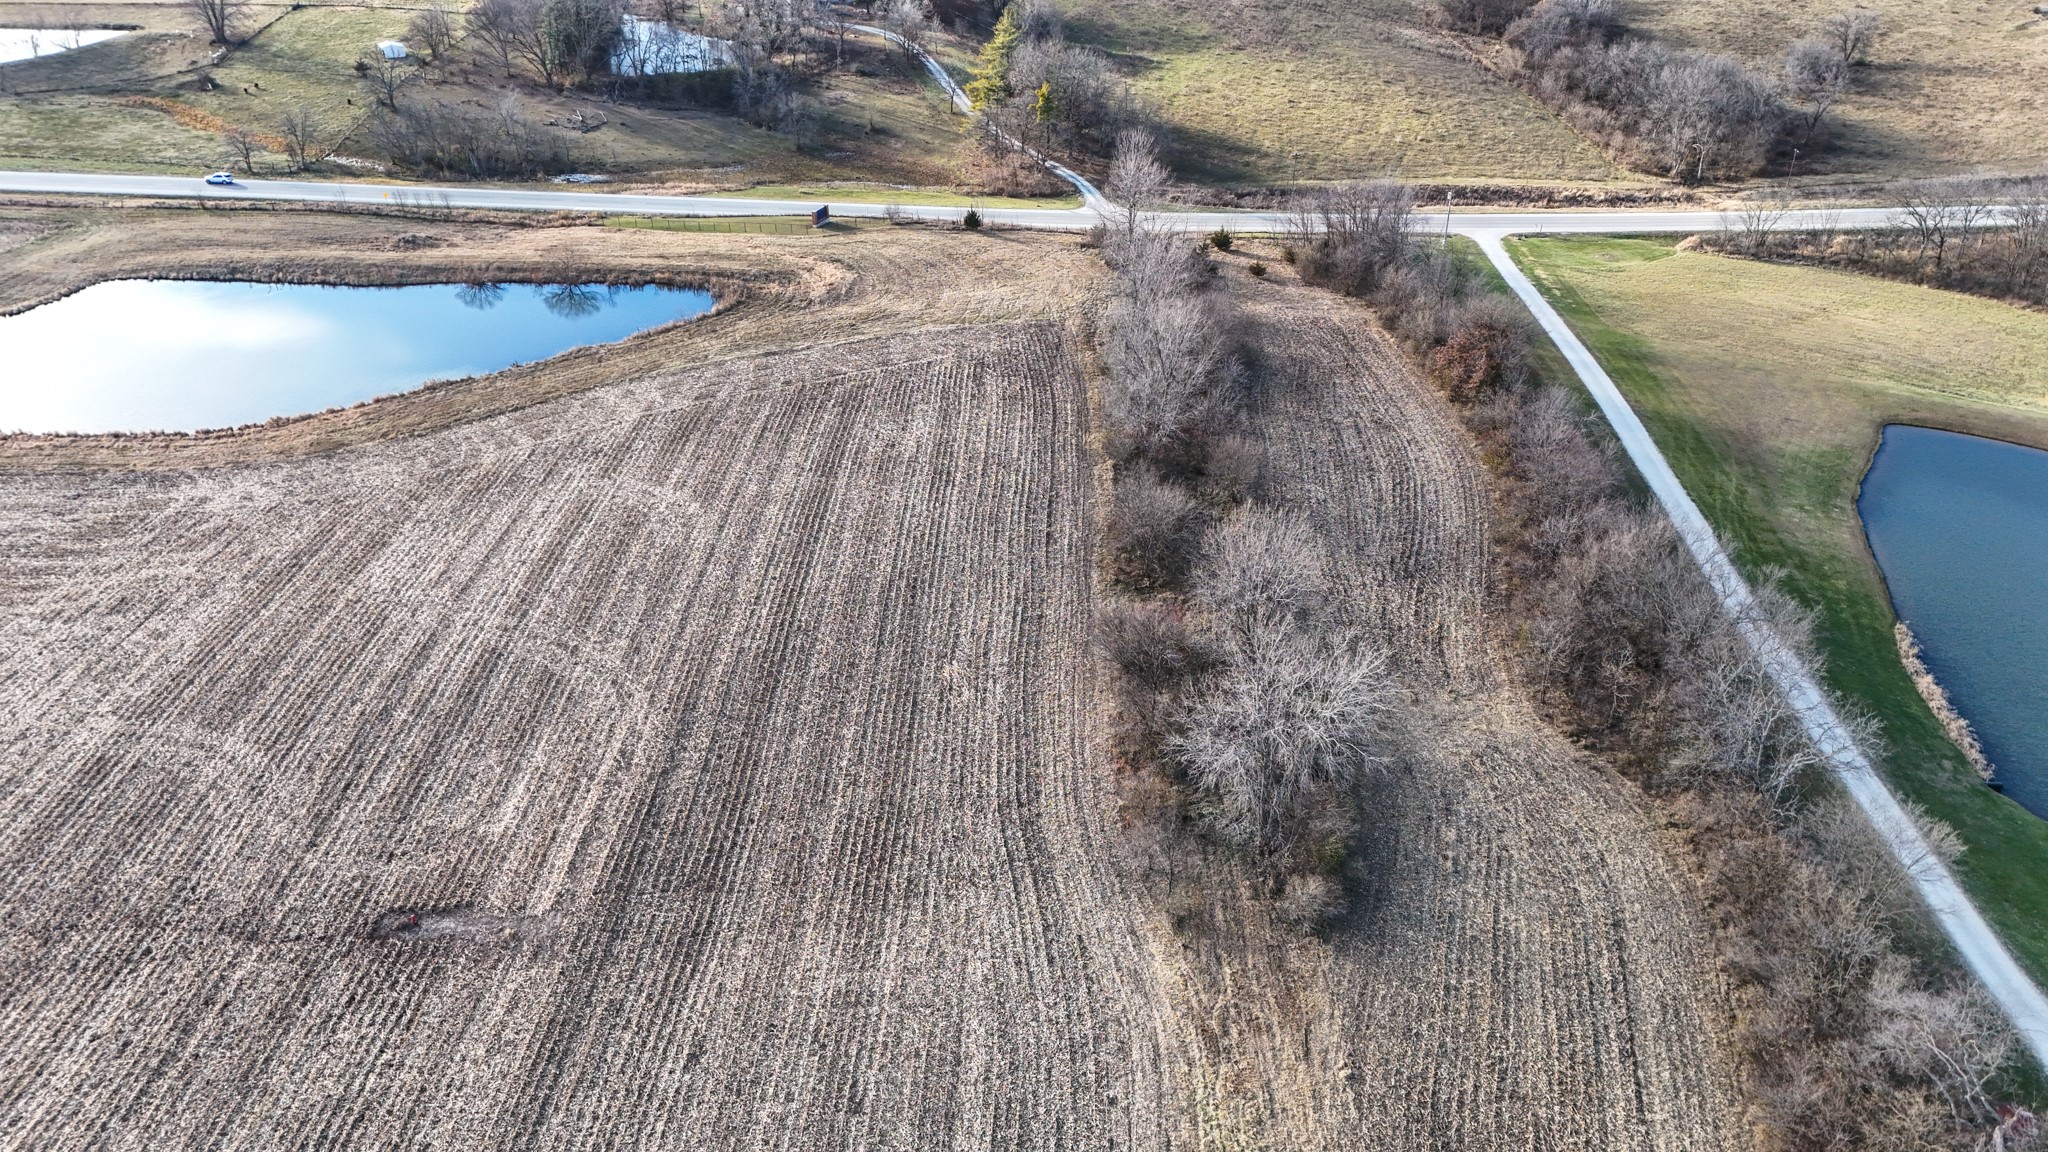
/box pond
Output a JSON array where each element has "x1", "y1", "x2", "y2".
[
  {"x1": 0, "y1": 280, "x2": 714, "y2": 434},
  {"x1": 0, "y1": 27, "x2": 125, "y2": 65},
  {"x1": 1858, "y1": 424, "x2": 2048, "y2": 817},
  {"x1": 612, "y1": 15, "x2": 731, "y2": 75}
]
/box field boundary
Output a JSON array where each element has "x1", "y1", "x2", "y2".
[{"x1": 1474, "y1": 229, "x2": 2048, "y2": 1071}]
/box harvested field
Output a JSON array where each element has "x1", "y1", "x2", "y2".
[
  {"x1": 1, "y1": 206, "x2": 1737, "y2": 1147},
  {"x1": 0, "y1": 224, "x2": 1177, "y2": 1147}
]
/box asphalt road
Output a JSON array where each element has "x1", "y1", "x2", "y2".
[{"x1": 0, "y1": 169, "x2": 1915, "y2": 237}]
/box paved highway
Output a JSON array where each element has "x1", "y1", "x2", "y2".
[{"x1": 0, "y1": 169, "x2": 1918, "y2": 237}]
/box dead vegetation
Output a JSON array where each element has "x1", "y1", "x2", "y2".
[
  {"x1": 1079, "y1": 154, "x2": 1744, "y2": 1139},
  {"x1": 1705, "y1": 176, "x2": 2048, "y2": 310}
]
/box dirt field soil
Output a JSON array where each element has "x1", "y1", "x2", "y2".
[{"x1": 0, "y1": 206, "x2": 1739, "y2": 1148}]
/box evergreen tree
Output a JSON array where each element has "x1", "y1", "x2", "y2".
[{"x1": 964, "y1": 4, "x2": 1021, "y2": 110}]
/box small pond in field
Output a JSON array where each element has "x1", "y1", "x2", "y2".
[
  {"x1": 0, "y1": 28, "x2": 126, "y2": 65},
  {"x1": 1857, "y1": 424, "x2": 2048, "y2": 817},
  {"x1": 0, "y1": 280, "x2": 714, "y2": 434}
]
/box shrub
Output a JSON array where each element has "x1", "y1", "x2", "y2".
[
  {"x1": 1094, "y1": 597, "x2": 1206, "y2": 690},
  {"x1": 1426, "y1": 295, "x2": 1535, "y2": 400},
  {"x1": 1275, "y1": 871, "x2": 1343, "y2": 928},
  {"x1": 1101, "y1": 266, "x2": 1241, "y2": 461},
  {"x1": 1422, "y1": 0, "x2": 1539, "y2": 35},
  {"x1": 1247, "y1": 262, "x2": 1268, "y2": 278},
  {"x1": 370, "y1": 96, "x2": 572, "y2": 180},
  {"x1": 1291, "y1": 180, "x2": 1417, "y2": 296},
  {"x1": 1005, "y1": 40, "x2": 1140, "y2": 154},
  {"x1": 1196, "y1": 433, "x2": 1263, "y2": 505},
  {"x1": 1102, "y1": 471, "x2": 1202, "y2": 589},
  {"x1": 1504, "y1": 0, "x2": 1787, "y2": 182},
  {"x1": 962, "y1": 207, "x2": 984, "y2": 230},
  {"x1": 1208, "y1": 228, "x2": 1234, "y2": 252}
]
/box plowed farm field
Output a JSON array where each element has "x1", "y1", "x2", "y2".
[{"x1": 0, "y1": 206, "x2": 1739, "y2": 1149}]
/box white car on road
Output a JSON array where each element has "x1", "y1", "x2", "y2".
[{"x1": 204, "y1": 171, "x2": 236, "y2": 186}]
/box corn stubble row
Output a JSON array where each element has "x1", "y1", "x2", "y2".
[{"x1": 0, "y1": 322, "x2": 1175, "y2": 1150}]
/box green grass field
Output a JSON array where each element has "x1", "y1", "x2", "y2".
[{"x1": 1503, "y1": 234, "x2": 2048, "y2": 985}]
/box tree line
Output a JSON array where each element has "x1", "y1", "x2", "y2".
[
  {"x1": 1427, "y1": 0, "x2": 1882, "y2": 181},
  {"x1": 1710, "y1": 176, "x2": 2048, "y2": 308},
  {"x1": 1091, "y1": 132, "x2": 1397, "y2": 930}
]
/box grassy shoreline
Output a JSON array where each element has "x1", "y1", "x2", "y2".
[{"x1": 1499, "y1": 234, "x2": 2048, "y2": 987}]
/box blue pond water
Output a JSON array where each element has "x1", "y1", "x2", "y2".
[
  {"x1": 1857, "y1": 424, "x2": 2048, "y2": 818},
  {"x1": 0, "y1": 280, "x2": 714, "y2": 434}
]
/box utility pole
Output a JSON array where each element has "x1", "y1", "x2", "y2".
[{"x1": 1443, "y1": 188, "x2": 1453, "y2": 244}]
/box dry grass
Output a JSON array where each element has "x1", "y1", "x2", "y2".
[
  {"x1": 0, "y1": 205, "x2": 1738, "y2": 1147},
  {"x1": 1625, "y1": 0, "x2": 2048, "y2": 179},
  {"x1": 1053, "y1": 0, "x2": 1633, "y2": 185}
]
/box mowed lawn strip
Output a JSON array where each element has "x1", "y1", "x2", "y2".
[{"x1": 1504, "y1": 234, "x2": 2048, "y2": 986}]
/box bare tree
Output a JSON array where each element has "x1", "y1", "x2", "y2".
[
  {"x1": 1867, "y1": 971, "x2": 2013, "y2": 1128},
  {"x1": 1822, "y1": 9, "x2": 1881, "y2": 66},
  {"x1": 222, "y1": 125, "x2": 260, "y2": 173},
  {"x1": 372, "y1": 95, "x2": 571, "y2": 178},
  {"x1": 1103, "y1": 288, "x2": 1237, "y2": 457},
  {"x1": 1292, "y1": 179, "x2": 1418, "y2": 296},
  {"x1": 406, "y1": 7, "x2": 456, "y2": 63},
  {"x1": 469, "y1": 0, "x2": 619, "y2": 89},
  {"x1": 1106, "y1": 127, "x2": 1169, "y2": 239},
  {"x1": 1784, "y1": 36, "x2": 1850, "y2": 147},
  {"x1": 185, "y1": 0, "x2": 249, "y2": 46},
  {"x1": 2002, "y1": 178, "x2": 2048, "y2": 299},
  {"x1": 359, "y1": 49, "x2": 416, "y2": 109},
  {"x1": 1172, "y1": 623, "x2": 1393, "y2": 854},
  {"x1": 878, "y1": 0, "x2": 932, "y2": 62},
  {"x1": 468, "y1": 0, "x2": 523, "y2": 75},
  {"x1": 277, "y1": 106, "x2": 323, "y2": 171},
  {"x1": 1895, "y1": 176, "x2": 1984, "y2": 273},
  {"x1": 1728, "y1": 187, "x2": 1794, "y2": 254},
  {"x1": 1192, "y1": 507, "x2": 1331, "y2": 644},
  {"x1": 1095, "y1": 597, "x2": 1204, "y2": 692}
]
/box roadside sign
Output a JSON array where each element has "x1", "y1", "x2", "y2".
[{"x1": 812, "y1": 206, "x2": 830, "y2": 227}]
